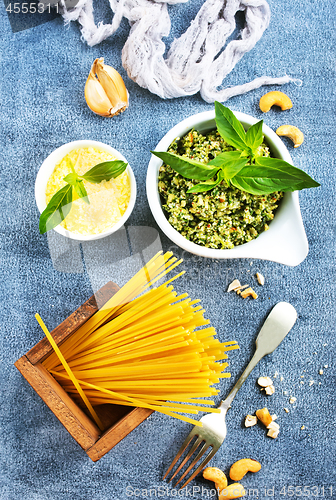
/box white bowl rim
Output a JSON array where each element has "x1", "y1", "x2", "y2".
[
  {"x1": 146, "y1": 110, "x2": 309, "y2": 266},
  {"x1": 35, "y1": 139, "x2": 137, "y2": 242}
]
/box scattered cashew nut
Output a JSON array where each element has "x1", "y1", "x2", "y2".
[
  {"x1": 219, "y1": 484, "x2": 246, "y2": 499},
  {"x1": 258, "y1": 376, "x2": 275, "y2": 395},
  {"x1": 203, "y1": 468, "x2": 245, "y2": 499},
  {"x1": 257, "y1": 376, "x2": 273, "y2": 388},
  {"x1": 229, "y1": 458, "x2": 261, "y2": 481},
  {"x1": 240, "y1": 287, "x2": 258, "y2": 299},
  {"x1": 276, "y1": 125, "x2": 304, "y2": 148},
  {"x1": 265, "y1": 385, "x2": 275, "y2": 395},
  {"x1": 203, "y1": 467, "x2": 228, "y2": 491},
  {"x1": 256, "y1": 272, "x2": 265, "y2": 286},
  {"x1": 259, "y1": 91, "x2": 293, "y2": 112},
  {"x1": 267, "y1": 421, "x2": 280, "y2": 432},
  {"x1": 267, "y1": 427, "x2": 279, "y2": 439},
  {"x1": 227, "y1": 279, "x2": 241, "y2": 292},
  {"x1": 267, "y1": 421, "x2": 280, "y2": 439},
  {"x1": 245, "y1": 414, "x2": 257, "y2": 427},
  {"x1": 256, "y1": 407, "x2": 273, "y2": 427}
]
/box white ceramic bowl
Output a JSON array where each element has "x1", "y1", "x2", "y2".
[
  {"x1": 35, "y1": 140, "x2": 136, "y2": 241},
  {"x1": 146, "y1": 110, "x2": 308, "y2": 266}
]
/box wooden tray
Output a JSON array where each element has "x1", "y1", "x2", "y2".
[{"x1": 14, "y1": 281, "x2": 153, "y2": 461}]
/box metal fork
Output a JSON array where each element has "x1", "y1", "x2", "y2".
[{"x1": 163, "y1": 302, "x2": 297, "y2": 489}]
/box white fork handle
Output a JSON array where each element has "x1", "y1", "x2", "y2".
[
  {"x1": 219, "y1": 302, "x2": 297, "y2": 411},
  {"x1": 219, "y1": 351, "x2": 263, "y2": 410}
]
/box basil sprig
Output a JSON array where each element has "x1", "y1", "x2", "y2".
[
  {"x1": 81, "y1": 160, "x2": 127, "y2": 183},
  {"x1": 151, "y1": 151, "x2": 218, "y2": 180},
  {"x1": 39, "y1": 184, "x2": 73, "y2": 235},
  {"x1": 231, "y1": 157, "x2": 319, "y2": 195},
  {"x1": 151, "y1": 101, "x2": 319, "y2": 195},
  {"x1": 39, "y1": 159, "x2": 127, "y2": 234},
  {"x1": 187, "y1": 170, "x2": 225, "y2": 193},
  {"x1": 63, "y1": 171, "x2": 90, "y2": 206}
]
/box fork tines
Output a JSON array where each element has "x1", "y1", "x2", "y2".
[{"x1": 163, "y1": 429, "x2": 216, "y2": 490}]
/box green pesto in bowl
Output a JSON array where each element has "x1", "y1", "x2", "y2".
[{"x1": 158, "y1": 129, "x2": 283, "y2": 249}]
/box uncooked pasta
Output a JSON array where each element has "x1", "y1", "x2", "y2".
[{"x1": 37, "y1": 252, "x2": 238, "y2": 430}]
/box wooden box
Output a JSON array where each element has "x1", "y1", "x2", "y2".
[{"x1": 14, "y1": 281, "x2": 153, "y2": 461}]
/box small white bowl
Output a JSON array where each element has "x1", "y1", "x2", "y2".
[
  {"x1": 35, "y1": 140, "x2": 136, "y2": 241},
  {"x1": 146, "y1": 110, "x2": 308, "y2": 266}
]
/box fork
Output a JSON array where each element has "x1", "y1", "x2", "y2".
[{"x1": 163, "y1": 301, "x2": 297, "y2": 489}]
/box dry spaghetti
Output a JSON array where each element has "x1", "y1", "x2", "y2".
[{"x1": 37, "y1": 252, "x2": 239, "y2": 430}]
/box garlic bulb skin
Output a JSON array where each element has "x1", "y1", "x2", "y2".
[{"x1": 85, "y1": 58, "x2": 129, "y2": 117}]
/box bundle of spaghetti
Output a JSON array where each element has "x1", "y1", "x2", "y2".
[{"x1": 38, "y1": 252, "x2": 239, "y2": 430}]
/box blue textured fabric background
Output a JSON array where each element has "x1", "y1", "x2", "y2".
[{"x1": 0, "y1": 1, "x2": 335, "y2": 499}]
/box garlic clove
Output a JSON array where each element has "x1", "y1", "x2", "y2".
[
  {"x1": 105, "y1": 66, "x2": 128, "y2": 103},
  {"x1": 84, "y1": 58, "x2": 129, "y2": 117},
  {"x1": 96, "y1": 58, "x2": 128, "y2": 106},
  {"x1": 85, "y1": 73, "x2": 113, "y2": 117}
]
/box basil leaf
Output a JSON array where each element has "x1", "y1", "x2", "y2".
[
  {"x1": 81, "y1": 160, "x2": 127, "y2": 184},
  {"x1": 256, "y1": 157, "x2": 320, "y2": 191},
  {"x1": 74, "y1": 180, "x2": 90, "y2": 205},
  {"x1": 39, "y1": 184, "x2": 73, "y2": 234},
  {"x1": 151, "y1": 151, "x2": 219, "y2": 180},
  {"x1": 209, "y1": 151, "x2": 247, "y2": 179},
  {"x1": 230, "y1": 157, "x2": 320, "y2": 195},
  {"x1": 63, "y1": 172, "x2": 79, "y2": 185},
  {"x1": 67, "y1": 159, "x2": 76, "y2": 174},
  {"x1": 208, "y1": 151, "x2": 242, "y2": 167},
  {"x1": 187, "y1": 171, "x2": 224, "y2": 193},
  {"x1": 245, "y1": 120, "x2": 263, "y2": 152},
  {"x1": 215, "y1": 101, "x2": 247, "y2": 151}
]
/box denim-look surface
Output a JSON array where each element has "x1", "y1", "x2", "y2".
[{"x1": 0, "y1": 1, "x2": 335, "y2": 499}]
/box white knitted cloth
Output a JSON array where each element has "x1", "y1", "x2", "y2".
[{"x1": 61, "y1": 0, "x2": 293, "y2": 102}]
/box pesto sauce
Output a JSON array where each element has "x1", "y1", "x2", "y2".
[{"x1": 158, "y1": 129, "x2": 283, "y2": 249}]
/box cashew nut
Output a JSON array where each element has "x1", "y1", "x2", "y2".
[
  {"x1": 245, "y1": 414, "x2": 257, "y2": 427},
  {"x1": 257, "y1": 376, "x2": 273, "y2": 388},
  {"x1": 267, "y1": 421, "x2": 280, "y2": 439},
  {"x1": 203, "y1": 468, "x2": 245, "y2": 499},
  {"x1": 259, "y1": 91, "x2": 293, "y2": 113},
  {"x1": 203, "y1": 467, "x2": 228, "y2": 491},
  {"x1": 256, "y1": 272, "x2": 265, "y2": 286},
  {"x1": 218, "y1": 484, "x2": 246, "y2": 499},
  {"x1": 256, "y1": 407, "x2": 273, "y2": 427},
  {"x1": 265, "y1": 384, "x2": 275, "y2": 395},
  {"x1": 229, "y1": 459, "x2": 261, "y2": 481},
  {"x1": 240, "y1": 287, "x2": 258, "y2": 299},
  {"x1": 267, "y1": 421, "x2": 280, "y2": 432},
  {"x1": 227, "y1": 279, "x2": 241, "y2": 292},
  {"x1": 276, "y1": 125, "x2": 304, "y2": 148}
]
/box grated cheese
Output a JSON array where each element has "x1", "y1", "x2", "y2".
[{"x1": 45, "y1": 147, "x2": 131, "y2": 235}]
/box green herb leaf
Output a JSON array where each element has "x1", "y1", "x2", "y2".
[
  {"x1": 215, "y1": 101, "x2": 247, "y2": 151},
  {"x1": 74, "y1": 180, "x2": 90, "y2": 205},
  {"x1": 209, "y1": 151, "x2": 248, "y2": 179},
  {"x1": 208, "y1": 151, "x2": 242, "y2": 167},
  {"x1": 63, "y1": 172, "x2": 79, "y2": 185},
  {"x1": 245, "y1": 120, "x2": 263, "y2": 152},
  {"x1": 67, "y1": 159, "x2": 76, "y2": 174},
  {"x1": 187, "y1": 171, "x2": 224, "y2": 193},
  {"x1": 81, "y1": 160, "x2": 127, "y2": 184},
  {"x1": 39, "y1": 184, "x2": 73, "y2": 234},
  {"x1": 151, "y1": 151, "x2": 219, "y2": 181},
  {"x1": 230, "y1": 157, "x2": 320, "y2": 195}
]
